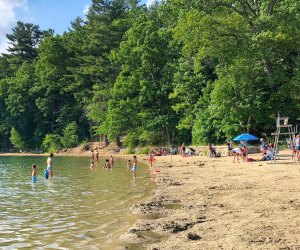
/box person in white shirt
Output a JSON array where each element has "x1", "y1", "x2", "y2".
[
  {"x1": 295, "y1": 134, "x2": 300, "y2": 161},
  {"x1": 231, "y1": 148, "x2": 242, "y2": 163}
]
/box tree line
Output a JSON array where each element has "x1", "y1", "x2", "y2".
[{"x1": 0, "y1": 0, "x2": 299, "y2": 152}]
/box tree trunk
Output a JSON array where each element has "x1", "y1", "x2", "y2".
[
  {"x1": 104, "y1": 135, "x2": 109, "y2": 147},
  {"x1": 165, "y1": 125, "x2": 171, "y2": 145},
  {"x1": 115, "y1": 135, "x2": 121, "y2": 148},
  {"x1": 246, "y1": 115, "x2": 251, "y2": 133}
]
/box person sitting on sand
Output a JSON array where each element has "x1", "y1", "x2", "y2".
[
  {"x1": 208, "y1": 144, "x2": 216, "y2": 157},
  {"x1": 259, "y1": 146, "x2": 274, "y2": 161},
  {"x1": 231, "y1": 148, "x2": 242, "y2": 163}
]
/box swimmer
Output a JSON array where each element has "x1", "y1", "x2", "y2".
[
  {"x1": 126, "y1": 160, "x2": 131, "y2": 168},
  {"x1": 131, "y1": 162, "x2": 137, "y2": 178},
  {"x1": 32, "y1": 164, "x2": 37, "y2": 183},
  {"x1": 90, "y1": 160, "x2": 95, "y2": 169},
  {"x1": 47, "y1": 153, "x2": 54, "y2": 177},
  {"x1": 44, "y1": 168, "x2": 49, "y2": 179}
]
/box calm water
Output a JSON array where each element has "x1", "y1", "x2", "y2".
[{"x1": 0, "y1": 156, "x2": 155, "y2": 249}]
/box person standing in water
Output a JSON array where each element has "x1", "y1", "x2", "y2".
[
  {"x1": 90, "y1": 149, "x2": 95, "y2": 160},
  {"x1": 47, "y1": 153, "x2": 54, "y2": 178},
  {"x1": 95, "y1": 150, "x2": 99, "y2": 162},
  {"x1": 44, "y1": 168, "x2": 49, "y2": 179},
  {"x1": 32, "y1": 164, "x2": 37, "y2": 183},
  {"x1": 131, "y1": 162, "x2": 137, "y2": 178},
  {"x1": 110, "y1": 155, "x2": 114, "y2": 167},
  {"x1": 132, "y1": 155, "x2": 137, "y2": 165}
]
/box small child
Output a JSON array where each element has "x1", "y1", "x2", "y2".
[
  {"x1": 104, "y1": 159, "x2": 111, "y2": 168},
  {"x1": 90, "y1": 160, "x2": 95, "y2": 169},
  {"x1": 126, "y1": 160, "x2": 131, "y2": 168},
  {"x1": 131, "y1": 162, "x2": 137, "y2": 178},
  {"x1": 32, "y1": 164, "x2": 37, "y2": 183},
  {"x1": 110, "y1": 155, "x2": 114, "y2": 167},
  {"x1": 44, "y1": 168, "x2": 49, "y2": 179}
]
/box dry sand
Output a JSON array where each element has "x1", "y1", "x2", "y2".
[{"x1": 125, "y1": 151, "x2": 300, "y2": 249}]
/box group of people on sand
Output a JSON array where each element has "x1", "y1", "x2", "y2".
[
  {"x1": 289, "y1": 134, "x2": 300, "y2": 161},
  {"x1": 31, "y1": 153, "x2": 54, "y2": 183}
]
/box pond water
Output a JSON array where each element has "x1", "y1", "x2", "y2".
[{"x1": 0, "y1": 156, "x2": 155, "y2": 249}]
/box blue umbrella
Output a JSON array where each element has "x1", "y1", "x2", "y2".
[{"x1": 233, "y1": 133, "x2": 259, "y2": 141}]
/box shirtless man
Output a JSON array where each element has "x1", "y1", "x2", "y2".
[{"x1": 47, "y1": 153, "x2": 54, "y2": 177}]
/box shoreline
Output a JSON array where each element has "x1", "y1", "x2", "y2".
[{"x1": 3, "y1": 150, "x2": 300, "y2": 249}]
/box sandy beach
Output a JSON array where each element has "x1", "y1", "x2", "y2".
[{"x1": 124, "y1": 151, "x2": 300, "y2": 249}]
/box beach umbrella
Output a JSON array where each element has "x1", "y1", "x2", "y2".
[{"x1": 233, "y1": 133, "x2": 259, "y2": 141}]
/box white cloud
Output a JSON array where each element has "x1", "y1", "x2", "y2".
[
  {"x1": 83, "y1": 4, "x2": 90, "y2": 16},
  {"x1": 0, "y1": 0, "x2": 28, "y2": 54},
  {"x1": 146, "y1": 0, "x2": 156, "y2": 7}
]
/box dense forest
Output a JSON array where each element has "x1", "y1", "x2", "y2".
[{"x1": 0, "y1": 0, "x2": 299, "y2": 152}]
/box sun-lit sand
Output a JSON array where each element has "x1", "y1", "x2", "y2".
[{"x1": 126, "y1": 150, "x2": 300, "y2": 249}]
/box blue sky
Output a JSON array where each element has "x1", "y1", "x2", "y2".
[{"x1": 0, "y1": 0, "x2": 157, "y2": 53}]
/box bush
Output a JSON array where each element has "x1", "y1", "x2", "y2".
[
  {"x1": 61, "y1": 122, "x2": 79, "y2": 148},
  {"x1": 126, "y1": 147, "x2": 135, "y2": 154},
  {"x1": 42, "y1": 134, "x2": 62, "y2": 153},
  {"x1": 10, "y1": 127, "x2": 26, "y2": 150},
  {"x1": 123, "y1": 132, "x2": 139, "y2": 148},
  {"x1": 139, "y1": 130, "x2": 160, "y2": 146},
  {"x1": 138, "y1": 147, "x2": 150, "y2": 154}
]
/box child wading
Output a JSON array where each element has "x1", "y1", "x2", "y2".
[
  {"x1": 131, "y1": 162, "x2": 137, "y2": 178},
  {"x1": 32, "y1": 164, "x2": 37, "y2": 183}
]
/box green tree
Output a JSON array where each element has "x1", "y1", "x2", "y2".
[
  {"x1": 42, "y1": 134, "x2": 62, "y2": 153},
  {"x1": 10, "y1": 127, "x2": 26, "y2": 150},
  {"x1": 61, "y1": 122, "x2": 79, "y2": 148},
  {"x1": 106, "y1": 5, "x2": 179, "y2": 145}
]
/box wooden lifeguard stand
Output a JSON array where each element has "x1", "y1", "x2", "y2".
[{"x1": 271, "y1": 114, "x2": 297, "y2": 163}]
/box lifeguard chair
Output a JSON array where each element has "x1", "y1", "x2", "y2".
[{"x1": 272, "y1": 114, "x2": 297, "y2": 163}]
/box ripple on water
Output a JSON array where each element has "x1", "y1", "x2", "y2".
[{"x1": 0, "y1": 156, "x2": 153, "y2": 249}]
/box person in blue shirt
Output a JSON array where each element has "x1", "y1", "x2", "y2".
[{"x1": 44, "y1": 168, "x2": 49, "y2": 179}]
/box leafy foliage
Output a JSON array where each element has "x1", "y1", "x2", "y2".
[
  {"x1": 10, "y1": 127, "x2": 26, "y2": 150},
  {"x1": 0, "y1": 0, "x2": 299, "y2": 151}
]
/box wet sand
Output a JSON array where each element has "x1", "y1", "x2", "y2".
[{"x1": 125, "y1": 151, "x2": 300, "y2": 249}]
